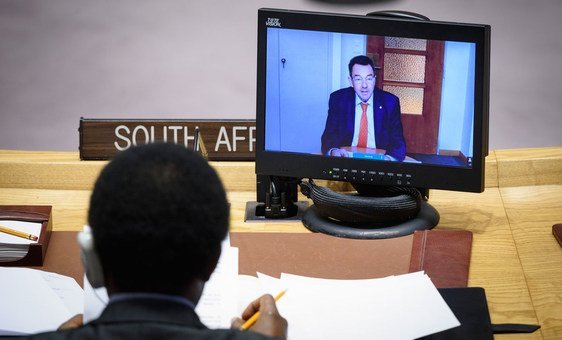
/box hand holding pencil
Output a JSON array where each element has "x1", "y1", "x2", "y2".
[{"x1": 232, "y1": 292, "x2": 287, "y2": 339}]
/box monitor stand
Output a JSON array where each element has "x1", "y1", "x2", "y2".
[
  {"x1": 298, "y1": 180, "x2": 439, "y2": 239},
  {"x1": 246, "y1": 176, "x2": 438, "y2": 238}
]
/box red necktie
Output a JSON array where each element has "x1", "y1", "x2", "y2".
[{"x1": 357, "y1": 102, "x2": 368, "y2": 148}]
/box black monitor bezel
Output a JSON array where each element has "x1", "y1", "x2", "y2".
[{"x1": 255, "y1": 8, "x2": 491, "y2": 193}]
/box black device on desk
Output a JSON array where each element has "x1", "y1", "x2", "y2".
[{"x1": 251, "y1": 8, "x2": 491, "y2": 238}]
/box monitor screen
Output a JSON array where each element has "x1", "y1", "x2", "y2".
[{"x1": 256, "y1": 8, "x2": 490, "y2": 193}]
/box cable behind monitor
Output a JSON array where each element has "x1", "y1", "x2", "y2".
[
  {"x1": 300, "y1": 180, "x2": 421, "y2": 224},
  {"x1": 299, "y1": 179, "x2": 439, "y2": 239}
]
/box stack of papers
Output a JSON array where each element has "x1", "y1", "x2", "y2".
[
  {"x1": 0, "y1": 267, "x2": 83, "y2": 336},
  {"x1": 0, "y1": 220, "x2": 42, "y2": 262},
  {"x1": 243, "y1": 272, "x2": 460, "y2": 340},
  {"x1": 85, "y1": 237, "x2": 459, "y2": 339}
]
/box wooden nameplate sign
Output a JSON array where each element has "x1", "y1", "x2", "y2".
[
  {"x1": 79, "y1": 118, "x2": 256, "y2": 160},
  {"x1": 0, "y1": 205, "x2": 53, "y2": 266}
]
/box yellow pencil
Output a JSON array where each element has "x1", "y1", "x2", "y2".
[
  {"x1": 240, "y1": 290, "x2": 286, "y2": 330},
  {"x1": 0, "y1": 225, "x2": 38, "y2": 241}
]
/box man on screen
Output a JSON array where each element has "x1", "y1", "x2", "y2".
[{"x1": 321, "y1": 55, "x2": 406, "y2": 161}]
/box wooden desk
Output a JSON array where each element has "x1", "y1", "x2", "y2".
[{"x1": 1, "y1": 147, "x2": 562, "y2": 339}]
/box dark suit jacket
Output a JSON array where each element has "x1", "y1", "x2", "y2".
[
  {"x1": 321, "y1": 87, "x2": 406, "y2": 161},
  {"x1": 13, "y1": 298, "x2": 275, "y2": 340}
]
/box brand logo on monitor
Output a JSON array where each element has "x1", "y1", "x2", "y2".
[{"x1": 266, "y1": 18, "x2": 281, "y2": 27}]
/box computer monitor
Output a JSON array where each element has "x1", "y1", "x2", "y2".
[{"x1": 254, "y1": 8, "x2": 491, "y2": 236}]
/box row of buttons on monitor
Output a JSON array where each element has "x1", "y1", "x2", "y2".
[{"x1": 327, "y1": 168, "x2": 413, "y2": 186}]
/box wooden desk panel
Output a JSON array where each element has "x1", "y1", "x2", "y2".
[
  {"x1": 0, "y1": 188, "x2": 90, "y2": 231},
  {"x1": 502, "y1": 185, "x2": 562, "y2": 340},
  {"x1": 0, "y1": 149, "x2": 256, "y2": 192},
  {"x1": 496, "y1": 147, "x2": 562, "y2": 188},
  {"x1": 431, "y1": 189, "x2": 540, "y2": 339}
]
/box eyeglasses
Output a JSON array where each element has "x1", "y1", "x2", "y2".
[{"x1": 352, "y1": 76, "x2": 375, "y2": 84}]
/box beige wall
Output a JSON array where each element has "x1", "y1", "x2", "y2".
[{"x1": 1, "y1": 0, "x2": 561, "y2": 151}]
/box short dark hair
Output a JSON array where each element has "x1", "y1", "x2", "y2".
[
  {"x1": 348, "y1": 55, "x2": 376, "y2": 76},
  {"x1": 88, "y1": 143, "x2": 229, "y2": 294}
]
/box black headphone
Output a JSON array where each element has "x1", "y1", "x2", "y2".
[{"x1": 77, "y1": 226, "x2": 105, "y2": 288}]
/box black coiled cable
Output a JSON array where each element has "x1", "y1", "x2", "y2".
[{"x1": 299, "y1": 179, "x2": 421, "y2": 224}]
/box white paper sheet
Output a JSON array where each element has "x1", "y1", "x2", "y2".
[
  {"x1": 83, "y1": 277, "x2": 108, "y2": 323},
  {"x1": 40, "y1": 270, "x2": 84, "y2": 317},
  {"x1": 195, "y1": 239, "x2": 239, "y2": 328},
  {"x1": 0, "y1": 267, "x2": 83, "y2": 336},
  {"x1": 270, "y1": 271, "x2": 459, "y2": 340},
  {"x1": 236, "y1": 272, "x2": 287, "y2": 316}
]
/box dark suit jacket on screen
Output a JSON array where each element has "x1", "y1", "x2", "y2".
[
  {"x1": 14, "y1": 298, "x2": 274, "y2": 340},
  {"x1": 321, "y1": 87, "x2": 406, "y2": 161}
]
